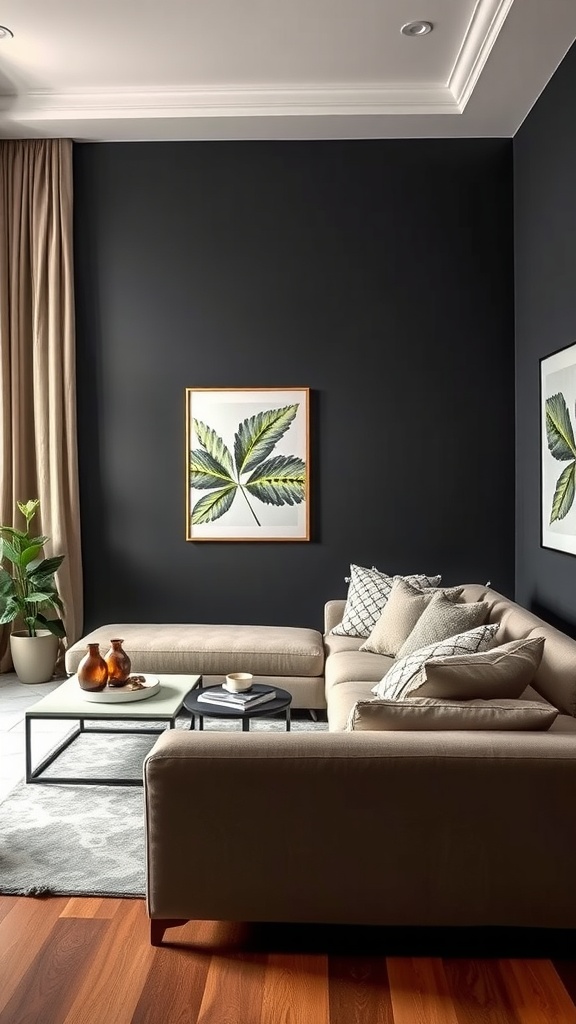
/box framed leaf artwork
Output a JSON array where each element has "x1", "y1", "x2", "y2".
[
  {"x1": 541, "y1": 342, "x2": 576, "y2": 556},
  {"x1": 186, "y1": 387, "x2": 310, "y2": 541}
]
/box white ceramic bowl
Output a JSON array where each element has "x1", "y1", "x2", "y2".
[{"x1": 225, "y1": 672, "x2": 253, "y2": 693}]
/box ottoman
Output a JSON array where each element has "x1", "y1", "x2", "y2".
[{"x1": 65, "y1": 623, "x2": 326, "y2": 709}]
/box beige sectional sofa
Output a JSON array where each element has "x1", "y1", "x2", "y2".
[{"x1": 143, "y1": 584, "x2": 576, "y2": 944}]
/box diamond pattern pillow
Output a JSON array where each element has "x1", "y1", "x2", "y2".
[
  {"x1": 371, "y1": 623, "x2": 500, "y2": 700},
  {"x1": 331, "y1": 564, "x2": 442, "y2": 638}
]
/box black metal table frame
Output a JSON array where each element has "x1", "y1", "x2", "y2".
[{"x1": 24, "y1": 710, "x2": 182, "y2": 786}]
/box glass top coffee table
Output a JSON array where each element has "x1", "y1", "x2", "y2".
[
  {"x1": 183, "y1": 683, "x2": 292, "y2": 732},
  {"x1": 24, "y1": 673, "x2": 202, "y2": 785}
]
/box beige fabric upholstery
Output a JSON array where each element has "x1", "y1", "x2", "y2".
[
  {"x1": 528, "y1": 624, "x2": 576, "y2": 716},
  {"x1": 324, "y1": 599, "x2": 346, "y2": 634},
  {"x1": 396, "y1": 594, "x2": 490, "y2": 658},
  {"x1": 144, "y1": 727, "x2": 576, "y2": 928},
  {"x1": 408, "y1": 636, "x2": 545, "y2": 700},
  {"x1": 325, "y1": 649, "x2": 393, "y2": 691},
  {"x1": 327, "y1": 679, "x2": 375, "y2": 731},
  {"x1": 65, "y1": 622, "x2": 324, "y2": 678},
  {"x1": 359, "y1": 579, "x2": 464, "y2": 657},
  {"x1": 346, "y1": 696, "x2": 558, "y2": 731}
]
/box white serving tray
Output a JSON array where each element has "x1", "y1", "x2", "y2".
[{"x1": 80, "y1": 674, "x2": 160, "y2": 703}]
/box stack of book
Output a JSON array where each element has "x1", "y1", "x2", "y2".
[{"x1": 197, "y1": 686, "x2": 277, "y2": 710}]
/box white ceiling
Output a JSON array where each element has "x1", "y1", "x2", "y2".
[{"x1": 0, "y1": 0, "x2": 574, "y2": 142}]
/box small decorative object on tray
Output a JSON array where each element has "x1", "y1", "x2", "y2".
[
  {"x1": 224, "y1": 672, "x2": 253, "y2": 693},
  {"x1": 198, "y1": 686, "x2": 276, "y2": 710},
  {"x1": 77, "y1": 643, "x2": 108, "y2": 692},
  {"x1": 105, "y1": 639, "x2": 132, "y2": 686},
  {"x1": 79, "y1": 673, "x2": 160, "y2": 703}
]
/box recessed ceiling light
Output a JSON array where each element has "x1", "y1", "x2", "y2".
[
  {"x1": 0, "y1": 25, "x2": 14, "y2": 40},
  {"x1": 401, "y1": 21, "x2": 433, "y2": 37}
]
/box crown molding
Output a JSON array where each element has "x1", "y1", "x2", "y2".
[
  {"x1": 1, "y1": 0, "x2": 518, "y2": 129},
  {"x1": 8, "y1": 84, "x2": 460, "y2": 123},
  {"x1": 449, "y1": 0, "x2": 516, "y2": 109}
]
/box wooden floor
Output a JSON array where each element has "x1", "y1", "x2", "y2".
[{"x1": 1, "y1": 897, "x2": 576, "y2": 1024}]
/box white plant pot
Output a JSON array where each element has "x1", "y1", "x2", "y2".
[{"x1": 9, "y1": 630, "x2": 59, "y2": 685}]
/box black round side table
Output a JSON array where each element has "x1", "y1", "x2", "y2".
[{"x1": 183, "y1": 683, "x2": 292, "y2": 732}]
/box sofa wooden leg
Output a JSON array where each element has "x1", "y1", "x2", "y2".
[
  {"x1": 150, "y1": 918, "x2": 189, "y2": 946},
  {"x1": 309, "y1": 709, "x2": 318, "y2": 722}
]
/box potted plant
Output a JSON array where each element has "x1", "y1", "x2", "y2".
[{"x1": 0, "y1": 499, "x2": 66, "y2": 684}]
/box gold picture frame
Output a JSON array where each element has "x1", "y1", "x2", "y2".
[{"x1": 186, "y1": 387, "x2": 310, "y2": 542}]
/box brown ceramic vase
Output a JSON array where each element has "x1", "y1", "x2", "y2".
[
  {"x1": 77, "y1": 643, "x2": 108, "y2": 692},
  {"x1": 105, "y1": 639, "x2": 132, "y2": 686}
]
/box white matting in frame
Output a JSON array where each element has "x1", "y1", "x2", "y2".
[{"x1": 186, "y1": 387, "x2": 310, "y2": 541}]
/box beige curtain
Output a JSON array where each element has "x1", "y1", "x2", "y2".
[{"x1": 0, "y1": 139, "x2": 83, "y2": 671}]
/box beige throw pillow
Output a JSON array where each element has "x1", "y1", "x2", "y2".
[
  {"x1": 347, "y1": 697, "x2": 558, "y2": 732},
  {"x1": 407, "y1": 636, "x2": 545, "y2": 700},
  {"x1": 396, "y1": 592, "x2": 489, "y2": 658},
  {"x1": 359, "y1": 578, "x2": 464, "y2": 657}
]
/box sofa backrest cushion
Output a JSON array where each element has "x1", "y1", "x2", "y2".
[
  {"x1": 347, "y1": 697, "x2": 559, "y2": 732},
  {"x1": 359, "y1": 578, "x2": 464, "y2": 657}
]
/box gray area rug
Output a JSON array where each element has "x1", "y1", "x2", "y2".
[{"x1": 0, "y1": 714, "x2": 327, "y2": 898}]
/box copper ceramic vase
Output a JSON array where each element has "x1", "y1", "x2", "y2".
[
  {"x1": 77, "y1": 643, "x2": 108, "y2": 692},
  {"x1": 105, "y1": 638, "x2": 131, "y2": 687}
]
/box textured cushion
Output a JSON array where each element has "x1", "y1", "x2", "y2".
[
  {"x1": 396, "y1": 593, "x2": 490, "y2": 658},
  {"x1": 359, "y1": 578, "x2": 464, "y2": 657},
  {"x1": 408, "y1": 636, "x2": 546, "y2": 700},
  {"x1": 331, "y1": 565, "x2": 441, "y2": 638},
  {"x1": 372, "y1": 623, "x2": 500, "y2": 699},
  {"x1": 64, "y1": 623, "x2": 325, "y2": 677},
  {"x1": 346, "y1": 697, "x2": 559, "y2": 732}
]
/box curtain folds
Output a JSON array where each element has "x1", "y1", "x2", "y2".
[{"x1": 0, "y1": 139, "x2": 83, "y2": 671}]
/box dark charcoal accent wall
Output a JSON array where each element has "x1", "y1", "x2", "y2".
[
  {"x1": 73, "y1": 139, "x2": 514, "y2": 633},
  {"x1": 515, "y1": 41, "x2": 576, "y2": 632}
]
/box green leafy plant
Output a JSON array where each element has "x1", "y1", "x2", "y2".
[
  {"x1": 190, "y1": 404, "x2": 306, "y2": 526},
  {"x1": 545, "y1": 392, "x2": 576, "y2": 524},
  {"x1": 0, "y1": 499, "x2": 66, "y2": 638}
]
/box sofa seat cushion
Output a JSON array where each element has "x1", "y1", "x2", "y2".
[
  {"x1": 325, "y1": 649, "x2": 394, "y2": 692},
  {"x1": 65, "y1": 623, "x2": 325, "y2": 678},
  {"x1": 327, "y1": 679, "x2": 376, "y2": 731}
]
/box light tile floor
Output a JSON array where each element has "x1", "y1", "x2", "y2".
[{"x1": 0, "y1": 671, "x2": 71, "y2": 803}]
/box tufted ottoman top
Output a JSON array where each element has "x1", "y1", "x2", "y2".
[{"x1": 64, "y1": 623, "x2": 325, "y2": 678}]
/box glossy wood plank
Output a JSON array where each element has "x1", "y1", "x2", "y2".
[
  {"x1": 328, "y1": 955, "x2": 394, "y2": 1024},
  {"x1": 442, "y1": 959, "x2": 519, "y2": 1024},
  {"x1": 62, "y1": 899, "x2": 155, "y2": 1024},
  {"x1": 60, "y1": 896, "x2": 123, "y2": 918},
  {"x1": 0, "y1": 895, "x2": 575, "y2": 1023},
  {"x1": 0, "y1": 895, "x2": 18, "y2": 925},
  {"x1": 261, "y1": 954, "x2": 329, "y2": 1024},
  {"x1": 502, "y1": 959, "x2": 576, "y2": 1024},
  {"x1": 552, "y1": 958, "x2": 576, "y2": 1009},
  {"x1": 0, "y1": 897, "x2": 69, "y2": 1016},
  {"x1": 197, "y1": 953, "x2": 266, "y2": 1024},
  {"x1": 386, "y1": 957, "x2": 461, "y2": 1024},
  {"x1": 1, "y1": 917, "x2": 107, "y2": 1024}
]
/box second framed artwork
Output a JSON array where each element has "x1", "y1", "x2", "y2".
[
  {"x1": 186, "y1": 387, "x2": 310, "y2": 541},
  {"x1": 541, "y1": 341, "x2": 576, "y2": 556}
]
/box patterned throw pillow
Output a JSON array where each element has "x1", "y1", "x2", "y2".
[
  {"x1": 331, "y1": 564, "x2": 442, "y2": 638},
  {"x1": 395, "y1": 592, "x2": 489, "y2": 659},
  {"x1": 407, "y1": 636, "x2": 545, "y2": 700},
  {"x1": 371, "y1": 623, "x2": 500, "y2": 700},
  {"x1": 359, "y1": 578, "x2": 464, "y2": 657}
]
